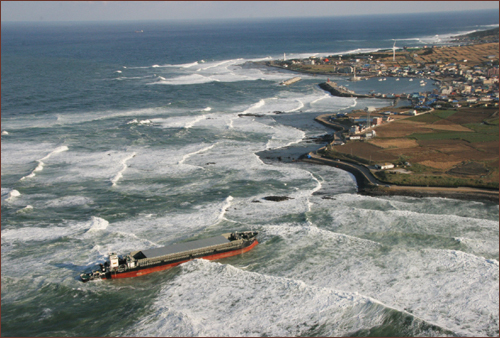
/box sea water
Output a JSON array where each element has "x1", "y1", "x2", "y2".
[{"x1": 1, "y1": 11, "x2": 499, "y2": 337}]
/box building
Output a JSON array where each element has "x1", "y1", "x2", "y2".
[
  {"x1": 375, "y1": 163, "x2": 395, "y2": 170},
  {"x1": 364, "y1": 130, "x2": 376, "y2": 139},
  {"x1": 487, "y1": 67, "x2": 499, "y2": 77},
  {"x1": 350, "y1": 125, "x2": 360, "y2": 134}
]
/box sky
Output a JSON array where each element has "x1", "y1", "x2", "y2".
[{"x1": 1, "y1": 1, "x2": 499, "y2": 22}]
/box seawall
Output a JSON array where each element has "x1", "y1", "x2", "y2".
[{"x1": 319, "y1": 82, "x2": 371, "y2": 98}]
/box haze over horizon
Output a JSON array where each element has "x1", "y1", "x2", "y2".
[{"x1": 2, "y1": 1, "x2": 499, "y2": 23}]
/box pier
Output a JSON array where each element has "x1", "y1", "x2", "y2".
[
  {"x1": 281, "y1": 77, "x2": 301, "y2": 86},
  {"x1": 319, "y1": 81, "x2": 372, "y2": 98}
]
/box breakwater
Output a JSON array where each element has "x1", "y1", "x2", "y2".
[
  {"x1": 281, "y1": 77, "x2": 301, "y2": 86},
  {"x1": 319, "y1": 82, "x2": 372, "y2": 98}
]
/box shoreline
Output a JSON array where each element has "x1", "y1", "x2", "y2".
[
  {"x1": 299, "y1": 115, "x2": 499, "y2": 204},
  {"x1": 255, "y1": 30, "x2": 499, "y2": 203},
  {"x1": 300, "y1": 154, "x2": 499, "y2": 204},
  {"x1": 259, "y1": 109, "x2": 499, "y2": 204}
]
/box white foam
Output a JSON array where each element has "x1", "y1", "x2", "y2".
[
  {"x1": 45, "y1": 196, "x2": 93, "y2": 208},
  {"x1": 2, "y1": 131, "x2": 8, "y2": 135},
  {"x1": 147, "y1": 57, "x2": 297, "y2": 86},
  {"x1": 265, "y1": 125, "x2": 305, "y2": 150},
  {"x1": 85, "y1": 216, "x2": 109, "y2": 233},
  {"x1": 256, "y1": 223, "x2": 498, "y2": 336},
  {"x1": 1, "y1": 216, "x2": 110, "y2": 243},
  {"x1": 110, "y1": 152, "x2": 136, "y2": 186},
  {"x1": 216, "y1": 195, "x2": 233, "y2": 223},
  {"x1": 201, "y1": 107, "x2": 211, "y2": 112},
  {"x1": 1, "y1": 225, "x2": 73, "y2": 242},
  {"x1": 310, "y1": 93, "x2": 329, "y2": 105},
  {"x1": 153, "y1": 73, "x2": 216, "y2": 85},
  {"x1": 179, "y1": 61, "x2": 199, "y2": 68},
  {"x1": 196, "y1": 59, "x2": 232, "y2": 71},
  {"x1": 19, "y1": 145, "x2": 69, "y2": 181},
  {"x1": 241, "y1": 99, "x2": 266, "y2": 115},
  {"x1": 4, "y1": 190, "x2": 21, "y2": 202},
  {"x1": 184, "y1": 115, "x2": 206, "y2": 129},
  {"x1": 16, "y1": 205, "x2": 33, "y2": 213},
  {"x1": 178, "y1": 143, "x2": 217, "y2": 166},
  {"x1": 285, "y1": 99, "x2": 304, "y2": 113},
  {"x1": 130, "y1": 259, "x2": 395, "y2": 337},
  {"x1": 127, "y1": 118, "x2": 152, "y2": 125}
]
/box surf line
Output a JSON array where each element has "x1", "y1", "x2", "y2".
[
  {"x1": 20, "y1": 146, "x2": 69, "y2": 181},
  {"x1": 178, "y1": 143, "x2": 217, "y2": 166},
  {"x1": 111, "y1": 152, "x2": 136, "y2": 186}
]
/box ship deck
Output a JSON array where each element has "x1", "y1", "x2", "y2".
[{"x1": 139, "y1": 236, "x2": 230, "y2": 259}]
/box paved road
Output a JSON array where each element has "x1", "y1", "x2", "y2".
[{"x1": 303, "y1": 153, "x2": 383, "y2": 188}]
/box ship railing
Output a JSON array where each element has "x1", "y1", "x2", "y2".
[{"x1": 136, "y1": 239, "x2": 244, "y2": 267}]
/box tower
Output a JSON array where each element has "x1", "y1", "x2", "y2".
[{"x1": 364, "y1": 106, "x2": 376, "y2": 128}]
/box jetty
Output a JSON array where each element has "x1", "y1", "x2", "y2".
[
  {"x1": 319, "y1": 81, "x2": 371, "y2": 98},
  {"x1": 281, "y1": 77, "x2": 301, "y2": 86}
]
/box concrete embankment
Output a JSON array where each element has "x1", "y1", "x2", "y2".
[
  {"x1": 300, "y1": 154, "x2": 378, "y2": 191},
  {"x1": 281, "y1": 77, "x2": 301, "y2": 86},
  {"x1": 319, "y1": 82, "x2": 371, "y2": 98}
]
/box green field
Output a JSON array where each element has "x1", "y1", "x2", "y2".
[{"x1": 407, "y1": 109, "x2": 498, "y2": 143}]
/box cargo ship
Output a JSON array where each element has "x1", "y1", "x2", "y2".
[{"x1": 80, "y1": 231, "x2": 258, "y2": 282}]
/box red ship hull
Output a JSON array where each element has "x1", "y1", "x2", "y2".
[{"x1": 106, "y1": 239, "x2": 258, "y2": 280}]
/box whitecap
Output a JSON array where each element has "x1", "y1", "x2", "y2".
[
  {"x1": 85, "y1": 216, "x2": 109, "y2": 233},
  {"x1": 16, "y1": 205, "x2": 33, "y2": 213},
  {"x1": 19, "y1": 146, "x2": 68, "y2": 181},
  {"x1": 110, "y1": 152, "x2": 136, "y2": 186},
  {"x1": 5, "y1": 190, "x2": 21, "y2": 201}
]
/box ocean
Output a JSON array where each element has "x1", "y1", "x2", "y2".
[{"x1": 1, "y1": 10, "x2": 498, "y2": 337}]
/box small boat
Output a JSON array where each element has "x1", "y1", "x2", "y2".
[
  {"x1": 383, "y1": 78, "x2": 387, "y2": 81},
  {"x1": 378, "y1": 78, "x2": 383, "y2": 81},
  {"x1": 409, "y1": 78, "x2": 413, "y2": 82},
  {"x1": 420, "y1": 82, "x2": 426, "y2": 86},
  {"x1": 80, "y1": 231, "x2": 259, "y2": 282},
  {"x1": 395, "y1": 78, "x2": 400, "y2": 81}
]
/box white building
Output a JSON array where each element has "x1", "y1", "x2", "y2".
[{"x1": 375, "y1": 163, "x2": 395, "y2": 170}]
